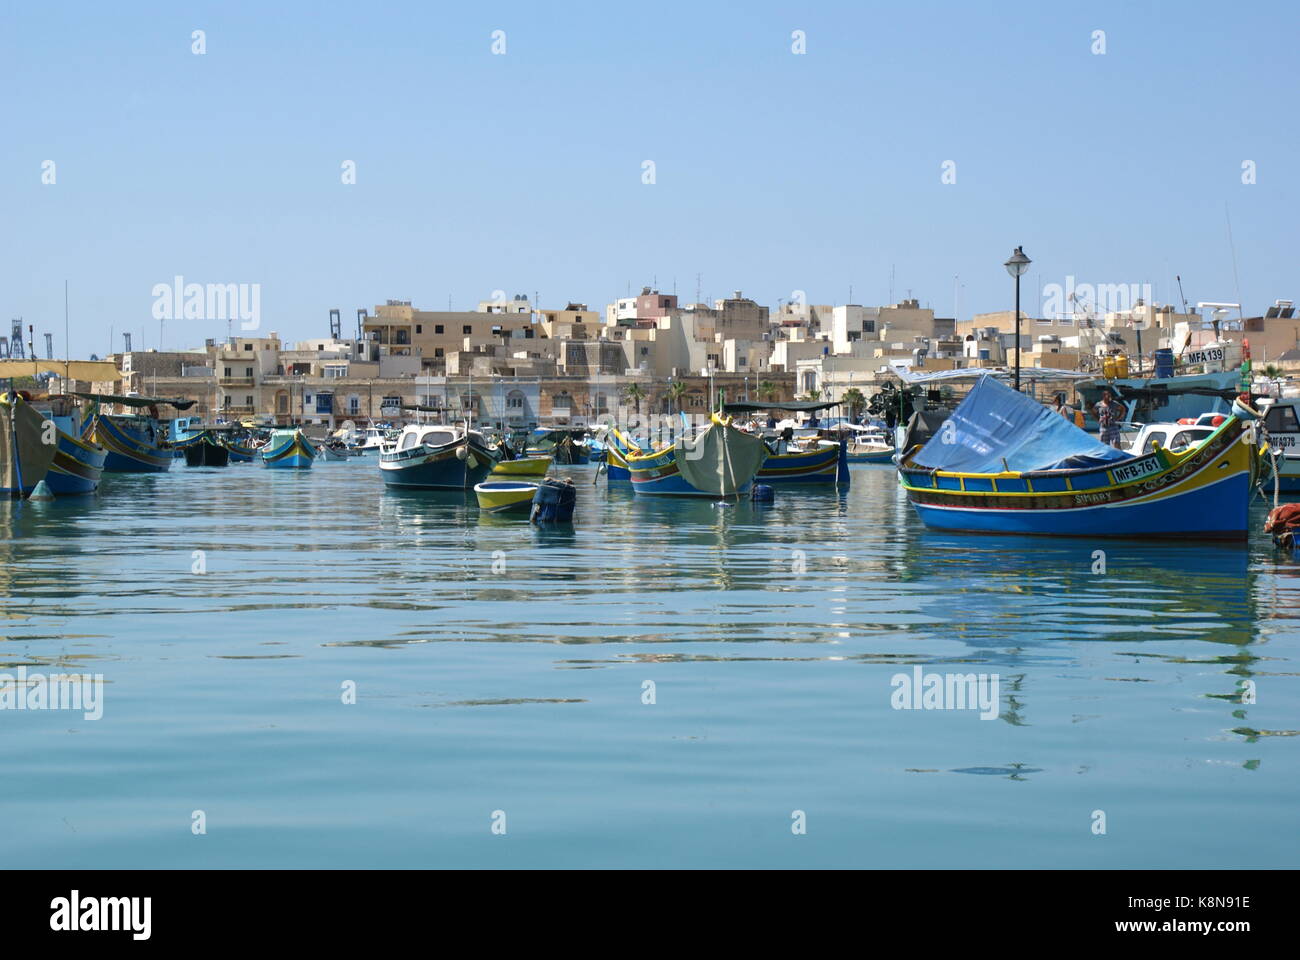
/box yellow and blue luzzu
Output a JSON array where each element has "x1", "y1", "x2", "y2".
[
  {"x1": 260, "y1": 429, "x2": 317, "y2": 468},
  {"x1": 46, "y1": 420, "x2": 107, "y2": 494},
  {"x1": 898, "y1": 376, "x2": 1263, "y2": 539},
  {"x1": 757, "y1": 439, "x2": 848, "y2": 484},
  {"x1": 93, "y1": 414, "x2": 173, "y2": 473}
]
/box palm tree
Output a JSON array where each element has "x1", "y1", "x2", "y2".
[
  {"x1": 623, "y1": 382, "x2": 646, "y2": 414},
  {"x1": 1264, "y1": 364, "x2": 1282, "y2": 380},
  {"x1": 666, "y1": 380, "x2": 688, "y2": 414},
  {"x1": 801, "y1": 390, "x2": 821, "y2": 404},
  {"x1": 842, "y1": 387, "x2": 866, "y2": 422},
  {"x1": 758, "y1": 380, "x2": 778, "y2": 402}
]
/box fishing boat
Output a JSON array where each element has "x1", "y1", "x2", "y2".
[
  {"x1": 76, "y1": 393, "x2": 189, "y2": 473},
  {"x1": 754, "y1": 438, "x2": 847, "y2": 483},
  {"x1": 528, "y1": 428, "x2": 591, "y2": 464},
  {"x1": 33, "y1": 395, "x2": 107, "y2": 495},
  {"x1": 1257, "y1": 397, "x2": 1300, "y2": 493},
  {"x1": 261, "y1": 428, "x2": 317, "y2": 469},
  {"x1": 593, "y1": 425, "x2": 651, "y2": 481},
  {"x1": 490, "y1": 455, "x2": 551, "y2": 477},
  {"x1": 897, "y1": 375, "x2": 1263, "y2": 539},
  {"x1": 625, "y1": 414, "x2": 768, "y2": 497},
  {"x1": 0, "y1": 391, "x2": 59, "y2": 497},
  {"x1": 474, "y1": 479, "x2": 539, "y2": 515},
  {"x1": 379, "y1": 422, "x2": 497, "y2": 489},
  {"x1": 843, "y1": 425, "x2": 896, "y2": 463},
  {"x1": 175, "y1": 430, "x2": 231, "y2": 467},
  {"x1": 223, "y1": 436, "x2": 258, "y2": 463}
]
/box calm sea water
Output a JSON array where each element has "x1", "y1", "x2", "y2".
[{"x1": 1, "y1": 460, "x2": 1297, "y2": 869}]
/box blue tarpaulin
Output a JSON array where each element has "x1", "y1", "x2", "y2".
[{"x1": 912, "y1": 375, "x2": 1134, "y2": 473}]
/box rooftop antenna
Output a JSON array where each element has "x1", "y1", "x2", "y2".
[
  {"x1": 695, "y1": 273, "x2": 701, "y2": 306},
  {"x1": 889, "y1": 265, "x2": 895, "y2": 304},
  {"x1": 64, "y1": 279, "x2": 70, "y2": 383}
]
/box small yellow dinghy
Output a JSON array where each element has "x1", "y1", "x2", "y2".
[
  {"x1": 491, "y1": 455, "x2": 552, "y2": 477},
  {"x1": 474, "y1": 480, "x2": 539, "y2": 515}
]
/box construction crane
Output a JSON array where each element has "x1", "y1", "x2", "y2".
[{"x1": 10, "y1": 318, "x2": 24, "y2": 359}]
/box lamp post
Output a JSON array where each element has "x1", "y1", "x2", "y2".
[{"x1": 1004, "y1": 246, "x2": 1031, "y2": 391}]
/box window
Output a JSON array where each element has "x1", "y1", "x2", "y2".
[
  {"x1": 1266, "y1": 406, "x2": 1300, "y2": 433},
  {"x1": 415, "y1": 324, "x2": 422, "y2": 334},
  {"x1": 348, "y1": 396, "x2": 360, "y2": 415},
  {"x1": 435, "y1": 325, "x2": 444, "y2": 334},
  {"x1": 223, "y1": 367, "x2": 231, "y2": 377},
  {"x1": 244, "y1": 343, "x2": 253, "y2": 351},
  {"x1": 434, "y1": 348, "x2": 444, "y2": 358},
  {"x1": 524, "y1": 328, "x2": 534, "y2": 339},
  {"x1": 462, "y1": 325, "x2": 472, "y2": 335},
  {"x1": 245, "y1": 367, "x2": 252, "y2": 377},
  {"x1": 245, "y1": 395, "x2": 253, "y2": 406},
  {"x1": 1169, "y1": 429, "x2": 1209, "y2": 452},
  {"x1": 506, "y1": 391, "x2": 525, "y2": 409}
]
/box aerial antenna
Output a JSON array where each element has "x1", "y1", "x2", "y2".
[{"x1": 1225, "y1": 202, "x2": 1244, "y2": 322}]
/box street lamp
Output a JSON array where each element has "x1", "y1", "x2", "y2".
[{"x1": 1004, "y1": 246, "x2": 1032, "y2": 391}]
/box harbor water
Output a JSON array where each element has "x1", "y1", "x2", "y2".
[{"x1": 1, "y1": 462, "x2": 1296, "y2": 868}]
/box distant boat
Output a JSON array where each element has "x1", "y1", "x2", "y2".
[
  {"x1": 528, "y1": 428, "x2": 590, "y2": 464},
  {"x1": 0, "y1": 392, "x2": 59, "y2": 497},
  {"x1": 898, "y1": 375, "x2": 1262, "y2": 539},
  {"x1": 625, "y1": 415, "x2": 768, "y2": 497},
  {"x1": 474, "y1": 479, "x2": 538, "y2": 515},
  {"x1": 380, "y1": 423, "x2": 496, "y2": 489},
  {"x1": 261, "y1": 429, "x2": 316, "y2": 469},
  {"x1": 176, "y1": 430, "x2": 231, "y2": 467},
  {"x1": 757, "y1": 439, "x2": 847, "y2": 484},
  {"x1": 491, "y1": 455, "x2": 551, "y2": 477},
  {"x1": 224, "y1": 438, "x2": 258, "y2": 463}
]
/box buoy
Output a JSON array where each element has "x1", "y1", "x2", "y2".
[
  {"x1": 751, "y1": 483, "x2": 775, "y2": 503},
  {"x1": 27, "y1": 480, "x2": 54, "y2": 501}
]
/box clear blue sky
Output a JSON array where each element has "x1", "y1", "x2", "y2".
[{"x1": 2, "y1": 1, "x2": 1296, "y2": 359}]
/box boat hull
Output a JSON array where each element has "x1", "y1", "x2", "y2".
[
  {"x1": 758, "y1": 442, "x2": 846, "y2": 484},
  {"x1": 900, "y1": 418, "x2": 1259, "y2": 539},
  {"x1": 1, "y1": 396, "x2": 59, "y2": 496},
  {"x1": 261, "y1": 432, "x2": 316, "y2": 469},
  {"x1": 474, "y1": 480, "x2": 538, "y2": 514},
  {"x1": 847, "y1": 448, "x2": 896, "y2": 464},
  {"x1": 45, "y1": 428, "x2": 107, "y2": 495},
  {"x1": 94, "y1": 415, "x2": 173, "y2": 473},
  {"x1": 225, "y1": 442, "x2": 256, "y2": 463},
  {"x1": 491, "y1": 456, "x2": 552, "y2": 477},
  {"x1": 180, "y1": 435, "x2": 230, "y2": 467},
  {"x1": 380, "y1": 438, "x2": 495, "y2": 489}
]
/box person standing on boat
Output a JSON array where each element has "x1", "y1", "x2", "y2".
[{"x1": 1094, "y1": 388, "x2": 1126, "y2": 448}]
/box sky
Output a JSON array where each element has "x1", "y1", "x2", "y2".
[{"x1": 2, "y1": 1, "x2": 1297, "y2": 359}]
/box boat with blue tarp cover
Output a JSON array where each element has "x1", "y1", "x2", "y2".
[{"x1": 898, "y1": 375, "x2": 1263, "y2": 539}]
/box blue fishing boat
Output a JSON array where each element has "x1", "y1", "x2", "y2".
[
  {"x1": 380, "y1": 423, "x2": 497, "y2": 489},
  {"x1": 625, "y1": 415, "x2": 768, "y2": 497},
  {"x1": 33, "y1": 396, "x2": 106, "y2": 495},
  {"x1": 596, "y1": 425, "x2": 650, "y2": 481},
  {"x1": 0, "y1": 392, "x2": 58, "y2": 497},
  {"x1": 758, "y1": 439, "x2": 848, "y2": 484},
  {"x1": 75, "y1": 393, "x2": 192, "y2": 473},
  {"x1": 897, "y1": 376, "x2": 1263, "y2": 539},
  {"x1": 261, "y1": 429, "x2": 317, "y2": 469}
]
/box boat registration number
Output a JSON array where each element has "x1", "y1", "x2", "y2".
[
  {"x1": 1183, "y1": 347, "x2": 1225, "y2": 364},
  {"x1": 1110, "y1": 455, "x2": 1162, "y2": 484}
]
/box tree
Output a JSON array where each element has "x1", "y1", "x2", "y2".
[
  {"x1": 758, "y1": 380, "x2": 778, "y2": 402},
  {"x1": 842, "y1": 387, "x2": 866, "y2": 422},
  {"x1": 623, "y1": 382, "x2": 646, "y2": 414},
  {"x1": 801, "y1": 390, "x2": 821, "y2": 403},
  {"x1": 666, "y1": 380, "x2": 687, "y2": 414}
]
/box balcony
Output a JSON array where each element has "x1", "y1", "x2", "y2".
[
  {"x1": 218, "y1": 376, "x2": 255, "y2": 387},
  {"x1": 222, "y1": 404, "x2": 254, "y2": 415}
]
